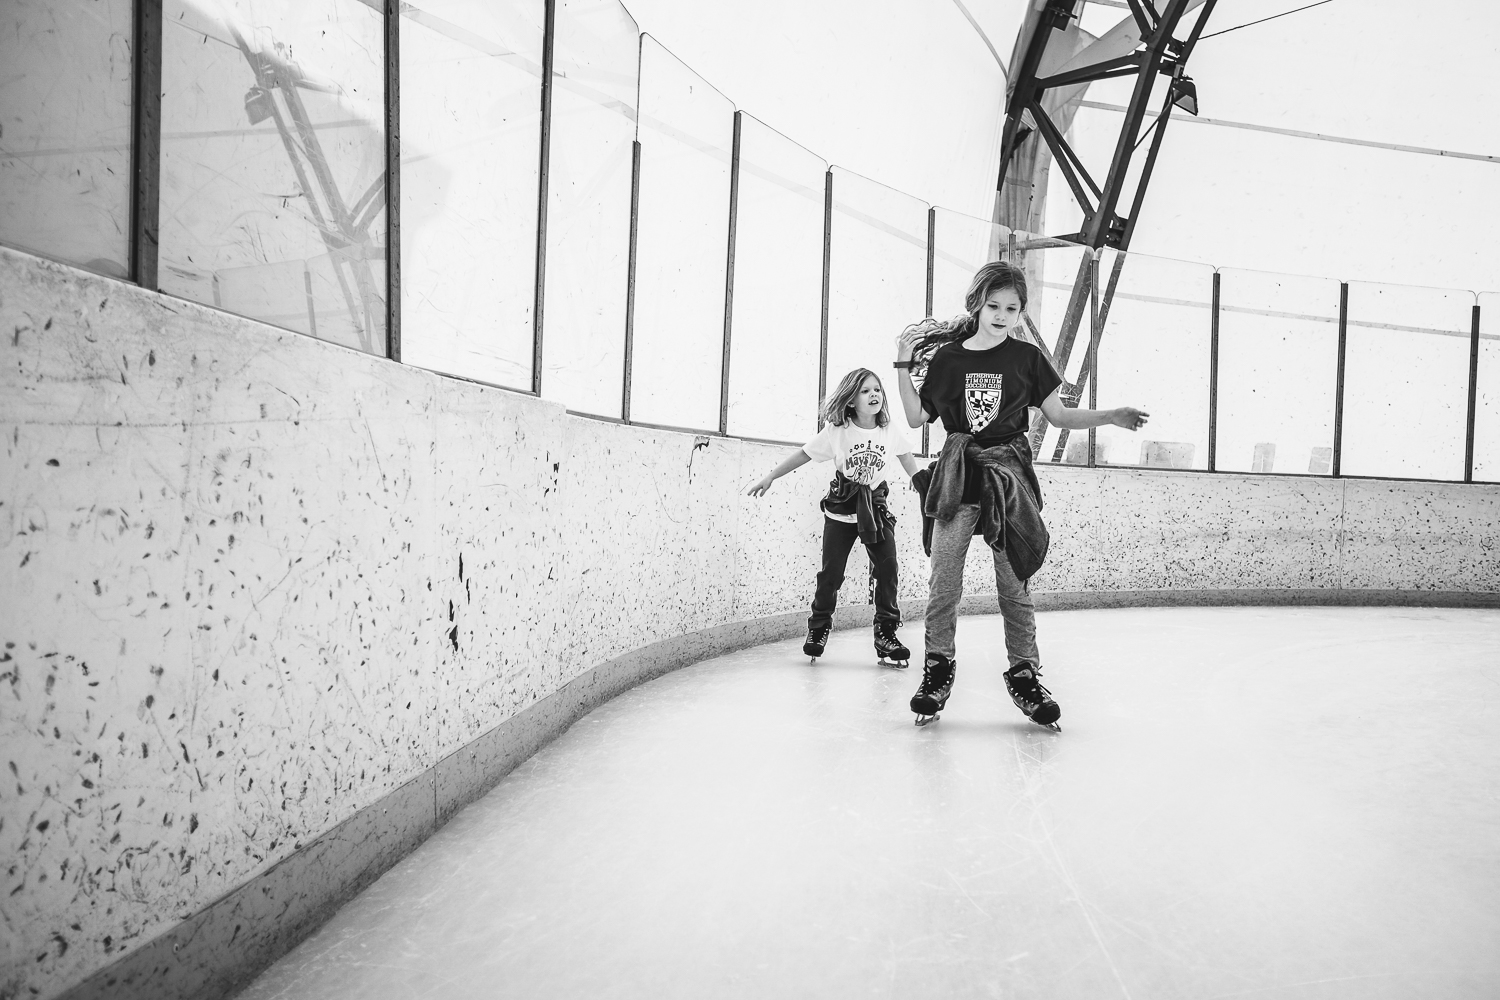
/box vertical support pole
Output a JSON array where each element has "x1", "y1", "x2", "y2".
[
  {"x1": 923, "y1": 207, "x2": 935, "y2": 456},
  {"x1": 1465, "y1": 302, "x2": 1480, "y2": 483},
  {"x1": 304, "y1": 267, "x2": 319, "y2": 339},
  {"x1": 1332, "y1": 281, "x2": 1349, "y2": 477},
  {"x1": 384, "y1": 0, "x2": 401, "y2": 361},
  {"x1": 817, "y1": 169, "x2": 833, "y2": 430},
  {"x1": 531, "y1": 0, "x2": 557, "y2": 393},
  {"x1": 718, "y1": 112, "x2": 742, "y2": 436},
  {"x1": 1208, "y1": 269, "x2": 1220, "y2": 472},
  {"x1": 622, "y1": 139, "x2": 642, "y2": 423},
  {"x1": 130, "y1": 0, "x2": 163, "y2": 291},
  {"x1": 1007, "y1": 231, "x2": 1017, "y2": 265},
  {"x1": 1087, "y1": 249, "x2": 1100, "y2": 468},
  {"x1": 924, "y1": 208, "x2": 936, "y2": 316}
]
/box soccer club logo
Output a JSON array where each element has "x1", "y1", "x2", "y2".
[{"x1": 964, "y1": 373, "x2": 1004, "y2": 433}]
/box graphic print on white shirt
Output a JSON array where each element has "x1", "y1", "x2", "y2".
[
  {"x1": 802, "y1": 420, "x2": 913, "y2": 490},
  {"x1": 844, "y1": 440, "x2": 886, "y2": 485},
  {"x1": 965, "y1": 372, "x2": 1004, "y2": 434}
]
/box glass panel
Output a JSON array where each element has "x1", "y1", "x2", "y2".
[
  {"x1": 628, "y1": 36, "x2": 733, "y2": 431},
  {"x1": 827, "y1": 168, "x2": 927, "y2": 433},
  {"x1": 400, "y1": 0, "x2": 545, "y2": 388},
  {"x1": 1476, "y1": 293, "x2": 1500, "y2": 483},
  {"x1": 0, "y1": 0, "x2": 133, "y2": 278},
  {"x1": 1343, "y1": 282, "x2": 1472, "y2": 481},
  {"x1": 1015, "y1": 236, "x2": 1093, "y2": 466},
  {"x1": 931, "y1": 208, "x2": 1009, "y2": 319},
  {"x1": 1093, "y1": 250, "x2": 1213, "y2": 470},
  {"x1": 724, "y1": 116, "x2": 825, "y2": 443},
  {"x1": 159, "y1": 0, "x2": 388, "y2": 355},
  {"x1": 1216, "y1": 269, "x2": 1340, "y2": 475},
  {"x1": 540, "y1": 0, "x2": 638, "y2": 416}
]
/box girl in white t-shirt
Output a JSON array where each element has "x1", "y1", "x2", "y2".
[{"x1": 747, "y1": 368, "x2": 920, "y2": 665}]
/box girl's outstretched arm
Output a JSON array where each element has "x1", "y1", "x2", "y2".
[
  {"x1": 1039, "y1": 388, "x2": 1149, "y2": 431},
  {"x1": 747, "y1": 448, "x2": 812, "y2": 496},
  {"x1": 896, "y1": 452, "x2": 921, "y2": 482},
  {"x1": 895, "y1": 328, "x2": 932, "y2": 428}
]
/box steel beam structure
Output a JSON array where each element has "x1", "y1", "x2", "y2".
[{"x1": 998, "y1": 0, "x2": 1216, "y2": 456}]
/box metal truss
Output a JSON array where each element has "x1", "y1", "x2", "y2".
[{"x1": 996, "y1": 0, "x2": 1217, "y2": 458}]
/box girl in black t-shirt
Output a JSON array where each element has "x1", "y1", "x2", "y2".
[{"x1": 891, "y1": 261, "x2": 1149, "y2": 729}]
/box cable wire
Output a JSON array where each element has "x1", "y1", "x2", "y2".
[{"x1": 1198, "y1": 0, "x2": 1335, "y2": 40}]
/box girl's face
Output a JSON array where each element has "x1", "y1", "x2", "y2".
[
  {"x1": 978, "y1": 286, "x2": 1023, "y2": 335},
  {"x1": 853, "y1": 375, "x2": 884, "y2": 419}
]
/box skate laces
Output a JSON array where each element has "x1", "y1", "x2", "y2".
[
  {"x1": 1006, "y1": 663, "x2": 1048, "y2": 701},
  {"x1": 807, "y1": 625, "x2": 829, "y2": 643},
  {"x1": 920, "y1": 656, "x2": 953, "y2": 694}
]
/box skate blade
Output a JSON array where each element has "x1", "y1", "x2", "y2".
[
  {"x1": 877, "y1": 657, "x2": 909, "y2": 669},
  {"x1": 1031, "y1": 719, "x2": 1061, "y2": 733},
  {"x1": 913, "y1": 713, "x2": 940, "y2": 726}
]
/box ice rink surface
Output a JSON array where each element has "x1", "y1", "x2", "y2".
[{"x1": 241, "y1": 607, "x2": 1500, "y2": 999}]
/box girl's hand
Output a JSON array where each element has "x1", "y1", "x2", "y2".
[
  {"x1": 1110, "y1": 407, "x2": 1150, "y2": 431},
  {"x1": 746, "y1": 475, "x2": 775, "y2": 497},
  {"x1": 896, "y1": 325, "x2": 923, "y2": 361}
]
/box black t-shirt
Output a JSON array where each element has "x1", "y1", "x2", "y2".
[{"x1": 918, "y1": 337, "x2": 1062, "y2": 445}]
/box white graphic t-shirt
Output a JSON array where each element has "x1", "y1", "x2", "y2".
[{"x1": 802, "y1": 420, "x2": 914, "y2": 522}]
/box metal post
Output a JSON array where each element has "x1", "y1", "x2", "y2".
[
  {"x1": 384, "y1": 0, "x2": 401, "y2": 361},
  {"x1": 622, "y1": 139, "x2": 642, "y2": 423},
  {"x1": 1208, "y1": 269, "x2": 1220, "y2": 472},
  {"x1": 531, "y1": 0, "x2": 556, "y2": 393},
  {"x1": 718, "y1": 112, "x2": 742, "y2": 436},
  {"x1": 1465, "y1": 302, "x2": 1480, "y2": 483},
  {"x1": 1332, "y1": 282, "x2": 1349, "y2": 477},
  {"x1": 1087, "y1": 250, "x2": 1100, "y2": 467},
  {"x1": 130, "y1": 0, "x2": 163, "y2": 290},
  {"x1": 817, "y1": 169, "x2": 833, "y2": 430},
  {"x1": 923, "y1": 207, "x2": 935, "y2": 456}
]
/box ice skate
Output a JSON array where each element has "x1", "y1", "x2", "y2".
[
  {"x1": 803, "y1": 624, "x2": 831, "y2": 662},
  {"x1": 1003, "y1": 662, "x2": 1061, "y2": 731},
  {"x1": 873, "y1": 621, "x2": 910, "y2": 668},
  {"x1": 909, "y1": 653, "x2": 956, "y2": 725}
]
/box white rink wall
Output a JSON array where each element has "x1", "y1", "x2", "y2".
[{"x1": 2, "y1": 247, "x2": 1497, "y2": 1000}]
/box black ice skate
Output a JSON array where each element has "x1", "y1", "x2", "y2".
[
  {"x1": 873, "y1": 621, "x2": 910, "y2": 668},
  {"x1": 909, "y1": 653, "x2": 956, "y2": 726},
  {"x1": 1003, "y1": 662, "x2": 1061, "y2": 731},
  {"x1": 803, "y1": 624, "x2": 831, "y2": 662}
]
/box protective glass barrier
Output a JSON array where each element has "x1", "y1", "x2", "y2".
[
  {"x1": 827, "y1": 168, "x2": 928, "y2": 433},
  {"x1": 628, "y1": 36, "x2": 733, "y2": 431},
  {"x1": 1093, "y1": 250, "x2": 1213, "y2": 470},
  {"x1": 400, "y1": 0, "x2": 544, "y2": 389},
  {"x1": 1015, "y1": 237, "x2": 1093, "y2": 466},
  {"x1": 540, "y1": 0, "x2": 639, "y2": 416},
  {"x1": 931, "y1": 208, "x2": 1009, "y2": 317},
  {"x1": 724, "y1": 116, "x2": 825, "y2": 443},
  {"x1": 1216, "y1": 268, "x2": 1340, "y2": 475},
  {"x1": 159, "y1": 0, "x2": 387, "y2": 355},
  {"x1": 1, "y1": 0, "x2": 133, "y2": 279},
  {"x1": 1342, "y1": 281, "x2": 1472, "y2": 480},
  {"x1": 1470, "y1": 293, "x2": 1497, "y2": 482}
]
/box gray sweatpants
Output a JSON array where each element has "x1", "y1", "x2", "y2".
[{"x1": 923, "y1": 504, "x2": 1039, "y2": 667}]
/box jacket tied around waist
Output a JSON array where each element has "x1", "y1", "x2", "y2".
[{"x1": 911, "y1": 431, "x2": 1049, "y2": 581}]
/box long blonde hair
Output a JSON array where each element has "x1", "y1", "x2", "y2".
[
  {"x1": 903, "y1": 260, "x2": 1032, "y2": 365},
  {"x1": 820, "y1": 368, "x2": 890, "y2": 427}
]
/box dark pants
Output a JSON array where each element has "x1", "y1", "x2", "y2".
[{"x1": 809, "y1": 517, "x2": 900, "y2": 629}]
